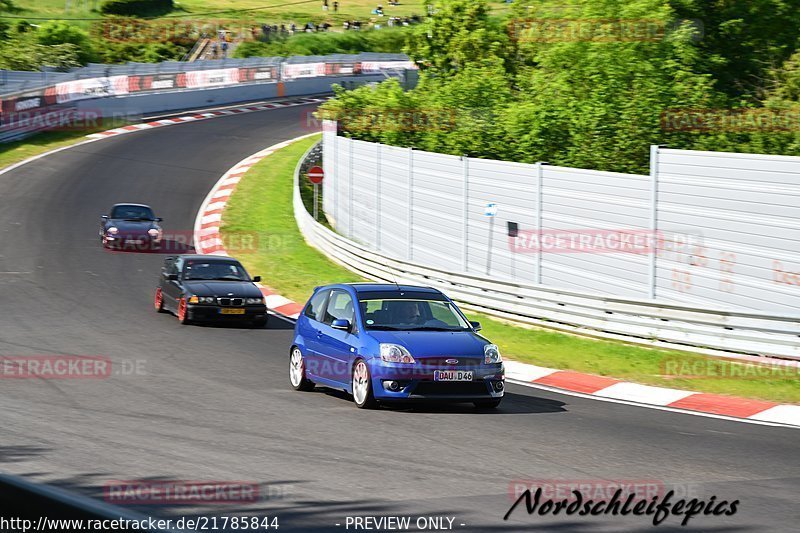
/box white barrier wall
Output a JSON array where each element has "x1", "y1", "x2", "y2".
[
  {"x1": 322, "y1": 124, "x2": 800, "y2": 313},
  {"x1": 655, "y1": 149, "x2": 800, "y2": 313}
]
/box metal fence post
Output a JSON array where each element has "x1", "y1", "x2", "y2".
[
  {"x1": 648, "y1": 145, "x2": 660, "y2": 299},
  {"x1": 348, "y1": 139, "x2": 354, "y2": 239},
  {"x1": 407, "y1": 147, "x2": 414, "y2": 261},
  {"x1": 375, "y1": 143, "x2": 382, "y2": 251},
  {"x1": 462, "y1": 155, "x2": 469, "y2": 272},
  {"x1": 332, "y1": 125, "x2": 338, "y2": 229},
  {"x1": 535, "y1": 162, "x2": 545, "y2": 284}
]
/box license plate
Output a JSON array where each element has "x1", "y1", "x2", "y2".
[
  {"x1": 220, "y1": 308, "x2": 245, "y2": 315},
  {"x1": 434, "y1": 370, "x2": 473, "y2": 382}
]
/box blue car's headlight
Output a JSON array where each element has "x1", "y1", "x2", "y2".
[
  {"x1": 484, "y1": 344, "x2": 502, "y2": 364},
  {"x1": 380, "y1": 343, "x2": 415, "y2": 364}
]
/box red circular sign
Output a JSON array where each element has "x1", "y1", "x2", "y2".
[{"x1": 307, "y1": 166, "x2": 324, "y2": 184}]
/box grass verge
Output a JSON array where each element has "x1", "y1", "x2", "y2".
[
  {"x1": 0, "y1": 129, "x2": 104, "y2": 171},
  {"x1": 221, "y1": 136, "x2": 800, "y2": 404}
]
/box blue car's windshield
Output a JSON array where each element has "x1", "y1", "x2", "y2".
[
  {"x1": 110, "y1": 205, "x2": 155, "y2": 220},
  {"x1": 359, "y1": 298, "x2": 471, "y2": 331}
]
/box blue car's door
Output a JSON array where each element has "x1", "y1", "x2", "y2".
[
  {"x1": 316, "y1": 289, "x2": 358, "y2": 384},
  {"x1": 299, "y1": 289, "x2": 330, "y2": 380}
]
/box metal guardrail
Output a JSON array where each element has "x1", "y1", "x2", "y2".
[{"x1": 293, "y1": 143, "x2": 800, "y2": 361}]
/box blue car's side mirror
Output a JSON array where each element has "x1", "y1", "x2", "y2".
[
  {"x1": 470, "y1": 321, "x2": 482, "y2": 331},
  {"x1": 101, "y1": 215, "x2": 108, "y2": 220},
  {"x1": 165, "y1": 273, "x2": 178, "y2": 281},
  {"x1": 332, "y1": 319, "x2": 351, "y2": 332},
  {"x1": 253, "y1": 276, "x2": 261, "y2": 282}
]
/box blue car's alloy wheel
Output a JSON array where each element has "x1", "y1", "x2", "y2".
[
  {"x1": 352, "y1": 360, "x2": 377, "y2": 409},
  {"x1": 290, "y1": 348, "x2": 315, "y2": 391}
]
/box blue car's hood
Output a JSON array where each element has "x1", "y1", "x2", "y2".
[
  {"x1": 105, "y1": 219, "x2": 158, "y2": 232},
  {"x1": 182, "y1": 280, "x2": 262, "y2": 298},
  {"x1": 367, "y1": 330, "x2": 488, "y2": 357}
]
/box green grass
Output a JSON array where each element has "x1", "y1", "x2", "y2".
[
  {"x1": 12, "y1": 1, "x2": 513, "y2": 25},
  {"x1": 221, "y1": 136, "x2": 800, "y2": 404},
  {"x1": 0, "y1": 129, "x2": 98, "y2": 170}
]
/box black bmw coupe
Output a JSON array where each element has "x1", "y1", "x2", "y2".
[{"x1": 154, "y1": 255, "x2": 269, "y2": 327}]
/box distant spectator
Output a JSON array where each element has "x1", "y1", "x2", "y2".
[
  {"x1": 221, "y1": 40, "x2": 228, "y2": 58},
  {"x1": 343, "y1": 20, "x2": 350, "y2": 30},
  {"x1": 210, "y1": 41, "x2": 218, "y2": 58},
  {"x1": 290, "y1": 22, "x2": 297, "y2": 34},
  {"x1": 333, "y1": 1, "x2": 339, "y2": 12},
  {"x1": 323, "y1": 0, "x2": 329, "y2": 11}
]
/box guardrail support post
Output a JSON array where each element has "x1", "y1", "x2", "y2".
[
  {"x1": 348, "y1": 139, "x2": 354, "y2": 239},
  {"x1": 462, "y1": 155, "x2": 469, "y2": 272},
  {"x1": 407, "y1": 147, "x2": 414, "y2": 261},
  {"x1": 376, "y1": 143, "x2": 382, "y2": 251},
  {"x1": 535, "y1": 162, "x2": 545, "y2": 285},
  {"x1": 648, "y1": 145, "x2": 660, "y2": 299}
]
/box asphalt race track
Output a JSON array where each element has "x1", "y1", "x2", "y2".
[{"x1": 0, "y1": 103, "x2": 798, "y2": 532}]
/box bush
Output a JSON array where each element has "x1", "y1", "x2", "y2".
[
  {"x1": 36, "y1": 21, "x2": 95, "y2": 64},
  {"x1": 100, "y1": 0, "x2": 174, "y2": 17}
]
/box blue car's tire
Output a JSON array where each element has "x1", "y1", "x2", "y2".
[
  {"x1": 290, "y1": 347, "x2": 315, "y2": 391},
  {"x1": 352, "y1": 359, "x2": 378, "y2": 409}
]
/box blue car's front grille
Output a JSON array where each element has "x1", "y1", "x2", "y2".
[
  {"x1": 417, "y1": 357, "x2": 483, "y2": 368},
  {"x1": 412, "y1": 381, "x2": 490, "y2": 396}
]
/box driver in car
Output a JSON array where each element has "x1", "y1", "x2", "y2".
[{"x1": 394, "y1": 301, "x2": 423, "y2": 326}]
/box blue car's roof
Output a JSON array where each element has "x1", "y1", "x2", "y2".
[{"x1": 347, "y1": 283, "x2": 441, "y2": 294}]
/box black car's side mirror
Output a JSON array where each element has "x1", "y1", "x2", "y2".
[
  {"x1": 165, "y1": 273, "x2": 178, "y2": 281},
  {"x1": 101, "y1": 215, "x2": 108, "y2": 220},
  {"x1": 156, "y1": 217, "x2": 163, "y2": 222},
  {"x1": 470, "y1": 321, "x2": 482, "y2": 331},
  {"x1": 252, "y1": 276, "x2": 261, "y2": 282},
  {"x1": 331, "y1": 319, "x2": 351, "y2": 332}
]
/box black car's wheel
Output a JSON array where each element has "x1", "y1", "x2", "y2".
[
  {"x1": 352, "y1": 359, "x2": 378, "y2": 409},
  {"x1": 474, "y1": 398, "x2": 502, "y2": 409},
  {"x1": 154, "y1": 288, "x2": 167, "y2": 313},
  {"x1": 177, "y1": 297, "x2": 191, "y2": 325},
  {"x1": 252, "y1": 316, "x2": 269, "y2": 328},
  {"x1": 289, "y1": 347, "x2": 315, "y2": 391}
]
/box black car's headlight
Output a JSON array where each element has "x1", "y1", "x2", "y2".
[
  {"x1": 107, "y1": 227, "x2": 119, "y2": 235},
  {"x1": 188, "y1": 296, "x2": 215, "y2": 304},
  {"x1": 246, "y1": 297, "x2": 263, "y2": 305},
  {"x1": 484, "y1": 344, "x2": 502, "y2": 364}
]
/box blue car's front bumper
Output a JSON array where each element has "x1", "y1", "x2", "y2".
[{"x1": 370, "y1": 361, "x2": 504, "y2": 401}]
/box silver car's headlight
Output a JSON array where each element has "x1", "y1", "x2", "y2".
[
  {"x1": 246, "y1": 297, "x2": 263, "y2": 304},
  {"x1": 484, "y1": 344, "x2": 502, "y2": 364},
  {"x1": 380, "y1": 343, "x2": 415, "y2": 364}
]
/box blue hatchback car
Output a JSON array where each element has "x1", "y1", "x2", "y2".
[{"x1": 290, "y1": 283, "x2": 505, "y2": 409}]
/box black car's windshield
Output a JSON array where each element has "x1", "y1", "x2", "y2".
[
  {"x1": 359, "y1": 298, "x2": 471, "y2": 331},
  {"x1": 183, "y1": 261, "x2": 250, "y2": 281},
  {"x1": 110, "y1": 205, "x2": 156, "y2": 221}
]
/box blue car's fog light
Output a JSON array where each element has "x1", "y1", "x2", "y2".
[
  {"x1": 493, "y1": 380, "x2": 505, "y2": 392},
  {"x1": 382, "y1": 380, "x2": 410, "y2": 392}
]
